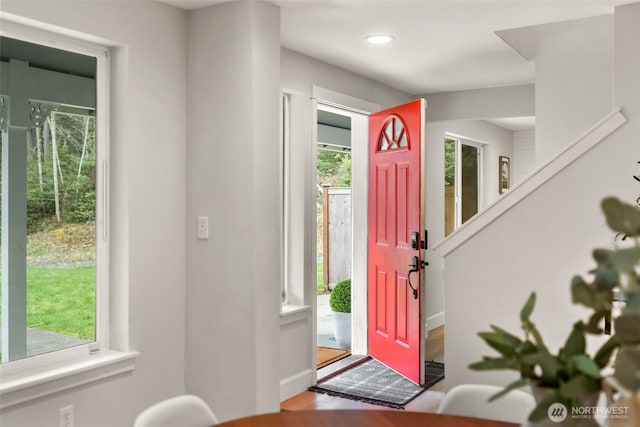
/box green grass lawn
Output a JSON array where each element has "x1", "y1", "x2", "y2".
[{"x1": 0, "y1": 265, "x2": 96, "y2": 340}]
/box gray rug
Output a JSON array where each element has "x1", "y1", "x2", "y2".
[
  {"x1": 309, "y1": 358, "x2": 426, "y2": 409},
  {"x1": 424, "y1": 360, "x2": 445, "y2": 389}
]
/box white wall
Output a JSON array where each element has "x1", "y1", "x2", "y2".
[
  {"x1": 424, "y1": 84, "x2": 535, "y2": 122},
  {"x1": 282, "y1": 48, "x2": 413, "y2": 110},
  {"x1": 512, "y1": 130, "x2": 536, "y2": 183},
  {"x1": 0, "y1": 2, "x2": 188, "y2": 426},
  {"x1": 614, "y1": 3, "x2": 640, "y2": 159},
  {"x1": 442, "y1": 4, "x2": 640, "y2": 391},
  {"x1": 424, "y1": 119, "x2": 514, "y2": 329},
  {"x1": 514, "y1": 15, "x2": 615, "y2": 165},
  {"x1": 185, "y1": 1, "x2": 281, "y2": 422}
]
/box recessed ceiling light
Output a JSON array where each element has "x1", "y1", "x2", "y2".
[{"x1": 365, "y1": 35, "x2": 394, "y2": 45}]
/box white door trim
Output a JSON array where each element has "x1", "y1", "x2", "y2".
[{"x1": 313, "y1": 88, "x2": 380, "y2": 357}]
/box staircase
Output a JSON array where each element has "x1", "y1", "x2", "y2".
[{"x1": 433, "y1": 108, "x2": 630, "y2": 389}]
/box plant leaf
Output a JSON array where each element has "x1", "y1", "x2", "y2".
[
  {"x1": 521, "y1": 351, "x2": 560, "y2": 383},
  {"x1": 572, "y1": 354, "x2": 601, "y2": 379},
  {"x1": 594, "y1": 335, "x2": 621, "y2": 368},
  {"x1": 601, "y1": 197, "x2": 640, "y2": 237},
  {"x1": 571, "y1": 276, "x2": 596, "y2": 307},
  {"x1": 469, "y1": 357, "x2": 519, "y2": 371},
  {"x1": 623, "y1": 292, "x2": 640, "y2": 316},
  {"x1": 593, "y1": 249, "x2": 614, "y2": 265},
  {"x1": 488, "y1": 378, "x2": 529, "y2": 402},
  {"x1": 526, "y1": 323, "x2": 548, "y2": 352},
  {"x1": 562, "y1": 325, "x2": 586, "y2": 358},
  {"x1": 614, "y1": 314, "x2": 640, "y2": 344},
  {"x1": 592, "y1": 291, "x2": 613, "y2": 312},
  {"x1": 610, "y1": 248, "x2": 640, "y2": 271},
  {"x1": 594, "y1": 267, "x2": 619, "y2": 292},
  {"x1": 520, "y1": 292, "x2": 536, "y2": 323},
  {"x1": 490, "y1": 325, "x2": 523, "y2": 348},
  {"x1": 478, "y1": 332, "x2": 518, "y2": 357},
  {"x1": 584, "y1": 311, "x2": 607, "y2": 334},
  {"x1": 559, "y1": 375, "x2": 598, "y2": 399},
  {"x1": 614, "y1": 348, "x2": 640, "y2": 391}
]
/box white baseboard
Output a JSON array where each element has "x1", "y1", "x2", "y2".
[
  {"x1": 426, "y1": 312, "x2": 444, "y2": 331},
  {"x1": 280, "y1": 369, "x2": 313, "y2": 402}
]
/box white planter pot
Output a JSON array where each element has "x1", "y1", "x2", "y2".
[{"x1": 333, "y1": 311, "x2": 351, "y2": 349}]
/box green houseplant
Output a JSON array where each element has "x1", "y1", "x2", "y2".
[
  {"x1": 330, "y1": 278, "x2": 351, "y2": 349},
  {"x1": 470, "y1": 196, "x2": 640, "y2": 424}
]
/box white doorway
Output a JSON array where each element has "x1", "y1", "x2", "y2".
[
  {"x1": 316, "y1": 105, "x2": 352, "y2": 352},
  {"x1": 312, "y1": 89, "x2": 378, "y2": 367}
]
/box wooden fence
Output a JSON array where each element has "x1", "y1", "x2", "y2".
[{"x1": 322, "y1": 186, "x2": 352, "y2": 292}]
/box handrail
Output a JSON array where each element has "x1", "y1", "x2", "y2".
[{"x1": 433, "y1": 108, "x2": 627, "y2": 257}]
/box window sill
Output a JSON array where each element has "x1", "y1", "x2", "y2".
[
  {"x1": 280, "y1": 304, "x2": 311, "y2": 326},
  {"x1": 0, "y1": 349, "x2": 139, "y2": 409}
]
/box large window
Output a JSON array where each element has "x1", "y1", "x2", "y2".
[
  {"x1": 0, "y1": 37, "x2": 103, "y2": 364},
  {"x1": 444, "y1": 136, "x2": 483, "y2": 236}
]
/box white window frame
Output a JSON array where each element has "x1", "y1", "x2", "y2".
[
  {"x1": 0, "y1": 15, "x2": 137, "y2": 410},
  {"x1": 280, "y1": 92, "x2": 290, "y2": 305},
  {"x1": 280, "y1": 88, "x2": 311, "y2": 314}
]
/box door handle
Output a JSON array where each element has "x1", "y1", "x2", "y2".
[
  {"x1": 407, "y1": 255, "x2": 429, "y2": 299},
  {"x1": 407, "y1": 256, "x2": 420, "y2": 299}
]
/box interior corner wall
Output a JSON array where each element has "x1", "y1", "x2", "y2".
[
  {"x1": 185, "y1": 1, "x2": 281, "y2": 422},
  {"x1": 614, "y1": 2, "x2": 640, "y2": 162},
  {"x1": 534, "y1": 15, "x2": 614, "y2": 165},
  {"x1": 281, "y1": 48, "x2": 413, "y2": 110},
  {"x1": 512, "y1": 130, "x2": 536, "y2": 183},
  {"x1": 0, "y1": 2, "x2": 188, "y2": 427},
  {"x1": 424, "y1": 119, "x2": 513, "y2": 329}
]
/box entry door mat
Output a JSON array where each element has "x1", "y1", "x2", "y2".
[
  {"x1": 424, "y1": 360, "x2": 445, "y2": 389},
  {"x1": 317, "y1": 346, "x2": 351, "y2": 369},
  {"x1": 309, "y1": 358, "x2": 426, "y2": 409}
]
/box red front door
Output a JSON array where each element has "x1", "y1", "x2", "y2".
[{"x1": 368, "y1": 99, "x2": 425, "y2": 384}]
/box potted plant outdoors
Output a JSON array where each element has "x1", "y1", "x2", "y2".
[
  {"x1": 469, "y1": 196, "x2": 640, "y2": 426},
  {"x1": 330, "y1": 278, "x2": 351, "y2": 349}
]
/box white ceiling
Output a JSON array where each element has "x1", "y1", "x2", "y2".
[{"x1": 161, "y1": 0, "x2": 627, "y2": 95}]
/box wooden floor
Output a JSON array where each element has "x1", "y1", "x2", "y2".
[{"x1": 281, "y1": 326, "x2": 446, "y2": 412}]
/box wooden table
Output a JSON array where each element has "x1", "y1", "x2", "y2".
[{"x1": 216, "y1": 410, "x2": 518, "y2": 427}]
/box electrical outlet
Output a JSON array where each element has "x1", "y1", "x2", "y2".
[
  {"x1": 197, "y1": 216, "x2": 209, "y2": 240},
  {"x1": 59, "y1": 405, "x2": 73, "y2": 427}
]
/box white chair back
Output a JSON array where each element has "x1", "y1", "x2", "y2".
[
  {"x1": 134, "y1": 394, "x2": 218, "y2": 427},
  {"x1": 437, "y1": 384, "x2": 536, "y2": 424}
]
